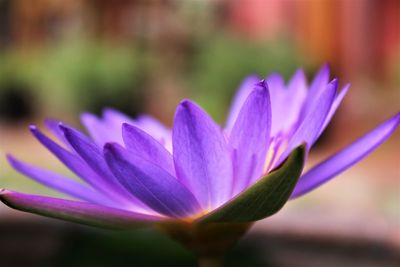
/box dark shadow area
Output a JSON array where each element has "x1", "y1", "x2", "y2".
[
  {"x1": 0, "y1": 218, "x2": 398, "y2": 267},
  {"x1": 0, "y1": 82, "x2": 35, "y2": 123}
]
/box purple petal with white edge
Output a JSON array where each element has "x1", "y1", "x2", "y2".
[
  {"x1": 277, "y1": 79, "x2": 338, "y2": 164},
  {"x1": 230, "y1": 81, "x2": 271, "y2": 196},
  {"x1": 225, "y1": 75, "x2": 260, "y2": 131},
  {"x1": 104, "y1": 143, "x2": 201, "y2": 218},
  {"x1": 173, "y1": 100, "x2": 233, "y2": 209},
  {"x1": 301, "y1": 64, "x2": 330, "y2": 118},
  {"x1": 7, "y1": 155, "x2": 109, "y2": 205},
  {"x1": 122, "y1": 123, "x2": 175, "y2": 175},
  {"x1": 291, "y1": 112, "x2": 400, "y2": 198},
  {"x1": 0, "y1": 190, "x2": 161, "y2": 229},
  {"x1": 318, "y1": 83, "x2": 350, "y2": 136}
]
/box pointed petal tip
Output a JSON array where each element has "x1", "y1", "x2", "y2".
[
  {"x1": 103, "y1": 142, "x2": 114, "y2": 151},
  {"x1": 58, "y1": 124, "x2": 72, "y2": 139},
  {"x1": 330, "y1": 78, "x2": 339, "y2": 87},
  {"x1": 121, "y1": 122, "x2": 151, "y2": 139},
  {"x1": 392, "y1": 112, "x2": 400, "y2": 126},
  {"x1": 178, "y1": 99, "x2": 192, "y2": 108},
  {"x1": 341, "y1": 83, "x2": 351, "y2": 92},
  {"x1": 0, "y1": 189, "x2": 10, "y2": 205},
  {"x1": 176, "y1": 99, "x2": 202, "y2": 115},
  {"x1": 256, "y1": 79, "x2": 267, "y2": 88},
  {"x1": 384, "y1": 111, "x2": 400, "y2": 126},
  {"x1": 0, "y1": 189, "x2": 11, "y2": 203},
  {"x1": 256, "y1": 81, "x2": 270, "y2": 95},
  {"x1": 121, "y1": 122, "x2": 130, "y2": 134},
  {"x1": 311, "y1": 64, "x2": 331, "y2": 83},
  {"x1": 276, "y1": 143, "x2": 307, "y2": 169},
  {"x1": 294, "y1": 67, "x2": 305, "y2": 75},
  {"x1": 299, "y1": 142, "x2": 308, "y2": 151},
  {"x1": 121, "y1": 122, "x2": 134, "y2": 131},
  {"x1": 29, "y1": 125, "x2": 45, "y2": 140},
  {"x1": 321, "y1": 63, "x2": 330, "y2": 71},
  {"x1": 290, "y1": 68, "x2": 307, "y2": 81},
  {"x1": 103, "y1": 142, "x2": 121, "y2": 155},
  {"x1": 6, "y1": 154, "x2": 17, "y2": 165},
  {"x1": 58, "y1": 124, "x2": 79, "y2": 139},
  {"x1": 58, "y1": 123, "x2": 67, "y2": 131},
  {"x1": 29, "y1": 125, "x2": 37, "y2": 131}
]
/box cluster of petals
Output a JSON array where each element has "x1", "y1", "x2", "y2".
[{"x1": 1, "y1": 65, "x2": 398, "y2": 225}]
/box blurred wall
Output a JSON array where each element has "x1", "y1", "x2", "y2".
[{"x1": 0, "y1": 1, "x2": 398, "y2": 120}]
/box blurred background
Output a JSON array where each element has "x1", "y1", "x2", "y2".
[{"x1": 0, "y1": 0, "x2": 399, "y2": 266}]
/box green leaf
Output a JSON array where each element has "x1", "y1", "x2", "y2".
[{"x1": 198, "y1": 145, "x2": 306, "y2": 223}]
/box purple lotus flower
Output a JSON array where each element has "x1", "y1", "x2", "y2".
[{"x1": 1, "y1": 66, "x2": 399, "y2": 228}]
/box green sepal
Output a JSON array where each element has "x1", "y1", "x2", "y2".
[{"x1": 198, "y1": 145, "x2": 306, "y2": 223}]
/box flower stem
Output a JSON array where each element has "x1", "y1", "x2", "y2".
[{"x1": 156, "y1": 221, "x2": 252, "y2": 267}]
